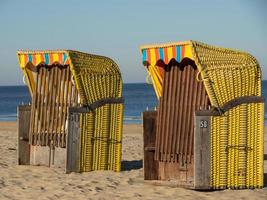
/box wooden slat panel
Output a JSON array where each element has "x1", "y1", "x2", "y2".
[
  {"x1": 45, "y1": 67, "x2": 55, "y2": 146},
  {"x1": 184, "y1": 67, "x2": 195, "y2": 162},
  {"x1": 61, "y1": 68, "x2": 66, "y2": 146},
  {"x1": 37, "y1": 68, "x2": 42, "y2": 144},
  {"x1": 175, "y1": 65, "x2": 186, "y2": 156},
  {"x1": 29, "y1": 68, "x2": 37, "y2": 145},
  {"x1": 179, "y1": 66, "x2": 189, "y2": 157},
  {"x1": 39, "y1": 67, "x2": 46, "y2": 145},
  {"x1": 48, "y1": 66, "x2": 57, "y2": 143},
  {"x1": 163, "y1": 65, "x2": 171, "y2": 162},
  {"x1": 160, "y1": 66, "x2": 170, "y2": 161},
  {"x1": 36, "y1": 67, "x2": 44, "y2": 144},
  {"x1": 56, "y1": 67, "x2": 63, "y2": 144},
  {"x1": 53, "y1": 67, "x2": 62, "y2": 147},
  {"x1": 60, "y1": 67, "x2": 68, "y2": 146},
  {"x1": 188, "y1": 69, "x2": 199, "y2": 162},
  {"x1": 32, "y1": 67, "x2": 41, "y2": 145},
  {"x1": 171, "y1": 66, "x2": 181, "y2": 162},
  {"x1": 168, "y1": 66, "x2": 178, "y2": 162},
  {"x1": 155, "y1": 63, "x2": 210, "y2": 164},
  {"x1": 60, "y1": 67, "x2": 66, "y2": 146},
  {"x1": 30, "y1": 65, "x2": 79, "y2": 148},
  {"x1": 42, "y1": 67, "x2": 49, "y2": 146}
]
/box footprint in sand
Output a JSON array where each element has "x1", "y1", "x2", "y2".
[
  {"x1": 106, "y1": 177, "x2": 119, "y2": 186},
  {"x1": 107, "y1": 184, "x2": 116, "y2": 189},
  {"x1": 91, "y1": 180, "x2": 99, "y2": 184},
  {"x1": 134, "y1": 193, "x2": 142, "y2": 197},
  {"x1": 95, "y1": 186, "x2": 103, "y2": 192},
  {"x1": 127, "y1": 178, "x2": 134, "y2": 185},
  {"x1": 0, "y1": 162, "x2": 8, "y2": 168},
  {"x1": 0, "y1": 179, "x2": 6, "y2": 188}
]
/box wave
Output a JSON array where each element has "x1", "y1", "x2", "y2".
[
  {"x1": 123, "y1": 116, "x2": 141, "y2": 120},
  {"x1": 0, "y1": 113, "x2": 17, "y2": 117},
  {"x1": 0, "y1": 113, "x2": 17, "y2": 121},
  {"x1": 123, "y1": 116, "x2": 142, "y2": 124}
]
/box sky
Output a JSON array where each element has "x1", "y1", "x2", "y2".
[{"x1": 0, "y1": 0, "x2": 266, "y2": 85}]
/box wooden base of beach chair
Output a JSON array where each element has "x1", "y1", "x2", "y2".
[
  {"x1": 143, "y1": 111, "x2": 158, "y2": 180},
  {"x1": 30, "y1": 146, "x2": 66, "y2": 168},
  {"x1": 18, "y1": 105, "x2": 66, "y2": 169},
  {"x1": 158, "y1": 161, "x2": 194, "y2": 184},
  {"x1": 143, "y1": 110, "x2": 209, "y2": 190}
]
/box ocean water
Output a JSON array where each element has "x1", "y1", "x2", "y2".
[
  {"x1": 0, "y1": 83, "x2": 158, "y2": 124},
  {"x1": 0, "y1": 81, "x2": 266, "y2": 124}
]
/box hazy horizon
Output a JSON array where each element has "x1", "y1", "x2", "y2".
[{"x1": 0, "y1": 0, "x2": 266, "y2": 85}]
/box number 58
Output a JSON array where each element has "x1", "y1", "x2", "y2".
[{"x1": 200, "y1": 120, "x2": 208, "y2": 128}]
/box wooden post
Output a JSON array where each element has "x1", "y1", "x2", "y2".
[
  {"x1": 17, "y1": 105, "x2": 31, "y2": 165},
  {"x1": 194, "y1": 114, "x2": 211, "y2": 190},
  {"x1": 143, "y1": 111, "x2": 158, "y2": 180},
  {"x1": 66, "y1": 111, "x2": 81, "y2": 173}
]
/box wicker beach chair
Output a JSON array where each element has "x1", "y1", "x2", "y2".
[
  {"x1": 17, "y1": 50, "x2": 124, "y2": 172},
  {"x1": 141, "y1": 41, "x2": 264, "y2": 189}
]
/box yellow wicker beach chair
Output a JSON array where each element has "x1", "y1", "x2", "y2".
[
  {"x1": 17, "y1": 50, "x2": 124, "y2": 172},
  {"x1": 141, "y1": 41, "x2": 264, "y2": 189}
]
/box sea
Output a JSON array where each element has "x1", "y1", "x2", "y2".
[{"x1": 0, "y1": 81, "x2": 266, "y2": 124}]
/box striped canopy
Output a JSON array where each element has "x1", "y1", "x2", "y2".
[
  {"x1": 141, "y1": 41, "x2": 193, "y2": 67},
  {"x1": 140, "y1": 41, "x2": 193, "y2": 98},
  {"x1": 17, "y1": 50, "x2": 70, "y2": 68}
]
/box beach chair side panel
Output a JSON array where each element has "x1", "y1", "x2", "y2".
[
  {"x1": 143, "y1": 111, "x2": 159, "y2": 180},
  {"x1": 194, "y1": 113, "x2": 212, "y2": 190},
  {"x1": 72, "y1": 63, "x2": 124, "y2": 172},
  {"x1": 17, "y1": 105, "x2": 31, "y2": 165},
  {"x1": 66, "y1": 111, "x2": 81, "y2": 173}
]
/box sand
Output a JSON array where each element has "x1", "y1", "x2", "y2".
[{"x1": 0, "y1": 122, "x2": 266, "y2": 200}]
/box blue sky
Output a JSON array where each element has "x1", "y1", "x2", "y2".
[{"x1": 0, "y1": 0, "x2": 266, "y2": 85}]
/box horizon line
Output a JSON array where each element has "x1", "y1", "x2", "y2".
[
  {"x1": 0, "y1": 79, "x2": 266, "y2": 87},
  {"x1": 0, "y1": 82, "x2": 151, "y2": 87}
]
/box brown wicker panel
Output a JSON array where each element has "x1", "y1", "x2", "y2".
[
  {"x1": 29, "y1": 65, "x2": 79, "y2": 147},
  {"x1": 155, "y1": 62, "x2": 210, "y2": 164}
]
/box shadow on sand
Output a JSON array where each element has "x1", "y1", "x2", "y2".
[
  {"x1": 121, "y1": 156, "x2": 267, "y2": 186},
  {"x1": 121, "y1": 160, "x2": 143, "y2": 171},
  {"x1": 264, "y1": 173, "x2": 267, "y2": 188}
]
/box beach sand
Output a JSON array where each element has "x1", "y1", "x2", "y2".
[{"x1": 0, "y1": 122, "x2": 266, "y2": 200}]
